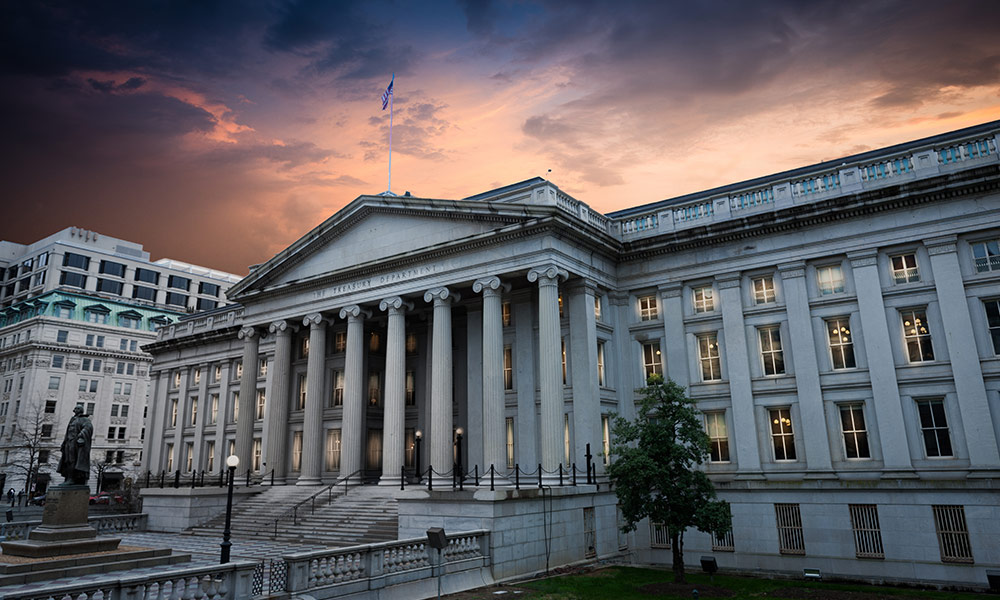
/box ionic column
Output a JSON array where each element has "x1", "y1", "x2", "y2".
[
  {"x1": 379, "y1": 296, "x2": 413, "y2": 486},
  {"x1": 235, "y1": 326, "x2": 261, "y2": 470},
  {"x1": 567, "y1": 279, "x2": 601, "y2": 476},
  {"x1": 339, "y1": 305, "x2": 370, "y2": 479},
  {"x1": 266, "y1": 320, "x2": 294, "y2": 484},
  {"x1": 778, "y1": 262, "x2": 833, "y2": 475},
  {"x1": 424, "y1": 287, "x2": 458, "y2": 484},
  {"x1": 192, "y1": 362, "x2": 210, "y2": 473},
  {"x1": 144, "y1": 371, "x2": 169, "y2": 473},
  {"x1": 848, "y1": 250, "x2": 912, "y2": 473},
  {"x1": 474, "y1": 276, "x2": 510, "y2": 482},
  {"x1": 527, "y1": 265, "x2": 568, "y2": 480},
  {"x1": 298, "y1": 313, "x2": 329, "y2": 485},
  {"x1": 925, "y1": 237, "x2": 1000, "y2": 471}
]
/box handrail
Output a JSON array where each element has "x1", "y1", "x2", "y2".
[{"x1": 271, "y1": 469, "x2": 363, "y2": 532}]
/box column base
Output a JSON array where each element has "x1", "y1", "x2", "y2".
[
  {"x1": 378, "y1": 474, "x2": 402, "y2": 487},
  {"x1": 295, "y1": 476, "x2": 323, "y2": 486}
]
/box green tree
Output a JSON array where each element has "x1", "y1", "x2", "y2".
[{"x1": 607, "y1": 374, "x2": 731, "y2": 583}]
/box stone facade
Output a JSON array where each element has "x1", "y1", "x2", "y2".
[{"x1": 144, "y1": 120, "x2": 1000, "y2": 588}]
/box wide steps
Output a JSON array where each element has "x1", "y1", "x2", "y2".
[{"x1": 186, "y1": 485, "x2": 399, "y2": 548}]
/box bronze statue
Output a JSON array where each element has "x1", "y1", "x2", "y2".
[{"x1": 57, "y1": 406, "x2": 93, "y2": 485}]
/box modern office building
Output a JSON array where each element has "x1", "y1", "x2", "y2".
[
  {"x1": 0, "y1": 228, "x2": 241, "y2": 494},
  {"x1": 143, "y1": 121, "x2": 1000, "y2": 587}
]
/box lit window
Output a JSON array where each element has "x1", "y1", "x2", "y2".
[
  {"x1": 602, "y1": 415, "x2": 611, "y2": 465},
  {"x1": 638, "y1": 295, "x2": 658, "y2": 321},
  {"x1": 753, "y1": 276, "x2": 776, "y2": 304},
  {"x1": 505, "y1": 417, "x2": 515, "y2": 469},
  {"x1": 335, "y1": 332, "x2": 347, "y2": 353},
  {"x1": 597, "y1": 342, "x2": 606, "y2": 386},
  {"x1": 173, "y1": 371, "x2": 181, "y2": 388},
  {"x1": 213, "y1": 365, "x2": 222, "y2": 382},
  {"x1": 369, "y1": 332, "x2": 381, "y2": 352},
  {"x1": 817, "y1": 265, "x2": 845, "y2": 295},
  {"x1": 292, "y1": 431, "x2": 303, "y2": 471},
  {"x1": 563, "y1": 414, "x2": 570, "y2": 466},
  {"x1": 193, "y1": 368, "x2": 201, "y2": 385},
  {"x1": 502, "y1": 302, "x2": 512, "y2": 327},
  {"x1": 405, "y1": 371, "x2": 416, "y2": 406},
  {"x1": 231, "y1": 392, "x2": 239, "y2": 423},
  {"x1": 971, "y1": 239, "x2": 1000, "y2": 273},
  {"x1": 166, "y1": 444, "x2": 174, "y2": 472},
  {"x1": 704, "y1": 411, "x2": 729, "y2": 462},
  {"x1": 186, "y1": 443, "x2": 194, "y2": 472},
  {"x1": 984, "y1": 300, "x2": 1000, "y2": 355},
  {"x1": 368, "y1": 371, "x2": 380, "y2": 406},
  {"x1": 256, "y1": 390, "x2": 266, "y2": 420},
  {"x1": 332, "y1": 370, "x2": 344, "y2": 406},
  {"x1": 693, "y1": 286, "x2": 715, "y2": 313},
  {"x1": 759, "y1": 326, "x2": 785, "y2": 375},
  {"x1": 252, "y1": 438, "x2": 262, "y2": 471},
  {"x1": 698, "y1": 333, "x2": 722, "y2": 381},
  {"x1": 170, "y1": 399, "x2": 178, "y2": 426},
  {"x1": 297, "y1": 373, "x2": 307, "y2": 410},
  {"x1": 235, "y1": 361, "x2": 243, "y2": 378},
  {"x1": 839, "y1": 404, "x2": 870, "y2": 459},
  {"x1": 890, "y1": 253, "x2": 920, "y2": 284},
  {"x1": 301, "y1": 336, "x2": 310, "y2": 358},
  {"x1": 326, "y1": 429, "x2": 342, "y2": 471},
  {"x1": 901, "y1": 309, "x2": 934, "y2": 362},
  {"x1": 258, "y1": 358, "x2": 267, "y2": 377},
  {"x1": 641, "y1": 341, "x2": 662, "y2": 380},
  {"x1": 209, "y1": 394, "x2": 219, "y2": 424},
  {"x1": 561, "y1": 339, "x2": 567, "y2": 384},
  {"x1": 917, "y1": 399, "x2": 952, "y2": 457},
  {"x1": 503, "y1": 346, "x2": 513, "y2": 390},
  {"x1": 190, "y1": 397, "x2": 198, "y2": 426},
  {"x1": 827, "y1": 318, "x2": 856, "y2": 369},
  {"x1": 594, "y1": 296, "x2": 602, "y2": 321},
  {"x1": 206, "y1": 442, "x2": 216, "y2": 472},
  {"x1": 769, "y1": 408, "x2": 796, "y2": 461}
]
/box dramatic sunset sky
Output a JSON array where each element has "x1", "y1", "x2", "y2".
[{"x1": 2, "y1": 1, "x2": 999, "y2": 275}]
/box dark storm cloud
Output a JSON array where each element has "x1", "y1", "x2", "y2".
[{"x1": 458, "y1": 0, "x2": 497, "y2": 37}]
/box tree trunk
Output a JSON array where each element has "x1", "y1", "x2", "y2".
[{"x1": 671, "y1": 530, "x2": 685, "y2": 583}]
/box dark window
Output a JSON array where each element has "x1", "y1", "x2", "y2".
[
  {"x1": 59, "y1": 271, "x2": 87, "y2": 289},
  {"x1": 17, "y1": 278, "x2": 30, "y2": 292},
  {"x1": 132, "y1": 285, "x2": 156, "y2": 301},
  {"x1": 62, "y1": 252, "x2": 90, "y2": 269},
  {"x1": 39, "y1": 450, "x2": 49, "y2": 463},
  {"x1": 197, "y1": 298, "x2": 218, "y2": 311},
  {"x1": 97, "y1": 278, "x2": 123, "y2": 295},
  {"x1": 134, "y1": 268, "x2": 159, "y2": 284},
  {"x1": 41, "y1": 424, "x2": 53, "y2": 438},
  {"x1": 45, "y1": 400, "x2": 57, "y2": 413},
  {"x1": 199, "y1": 282, "x2": 220, "y2": 296},
  {"x1": 56, "y1": 330, "x2": 68, "y2": 342},
  {"x1": 99, "y1": 260, "x2": 126, "y2": 277},
  {"x1": 166, "y1": 292, "x2": 188, "y2": 307},
  {"x1": 168, "y1": 275, "x2": 191, "y2": 291}
]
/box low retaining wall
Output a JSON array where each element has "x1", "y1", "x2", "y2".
[
  {"x1": 397, "y1": 485, "x2": 621, "y2": 581},
  {"x1": 140, "y1": 487, "x2": 260, "y2": 532}
]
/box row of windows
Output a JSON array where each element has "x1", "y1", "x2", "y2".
[
  {"x1": 2, "y1": 252, "x2": 48, "y2": 281},
  {"x1": 700, "y1": 398, "x2": 955, "y2": 464},
  {"x1": 636, "y1": 241, "x2": 1000, "y2": 321},
  {"x1": 60, "y1": 254, "x2": 223, "y2": 296}
]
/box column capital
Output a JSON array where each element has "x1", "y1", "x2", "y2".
[
  {"x1": 847, "y1": 248, "x2": 879, "y2": 268},
  {"x1": 777, "y1": 261, "x2": 807, "y2": 280},
  {"x1": 339, "y1": 304, "x2": 372, "y2": 321},
  {"x1": 302, "y1": 313, "x2": 332, "y2": 328},
  {"x1": 379, "y1": 296, "x2": 414, "y2": 313},
  {"x1": 527, "y1": 265, "x2": 568, "y2": 286},
  {"x1": 424, "y1": 286, "x2": 460, "y2": 305},
  {"x1": 238, "y1": 326, "x2": 261, "y2": 340},
  {"x1": 658, "y1": 282, "x2": 683, "y2": 298},
  {"x1": 268, "y1": 319, "x2": 297, "y2": 335},
  {"x1": 473, "y1": 276, "x2": 511, "y2": 297},
  {"x1": 925, "y1": 234, "x2": 958, "y2": 256}
]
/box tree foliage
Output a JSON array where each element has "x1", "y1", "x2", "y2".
[{"x1": 607, "y1": 375, "x2": 730, "y2": 583}]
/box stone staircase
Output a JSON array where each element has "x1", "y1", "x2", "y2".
[{"x1": 187, "y1": 484, "x2": 399, "y2": 548}]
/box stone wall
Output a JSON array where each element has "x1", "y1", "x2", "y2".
[
  {"x1": 397, "y1": 485, "x2": 620, "y2": 581},
  {"x1": 140, "y1": 486, "x2": 259, "y2": 532}
]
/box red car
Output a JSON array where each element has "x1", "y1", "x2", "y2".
[{"x1": 88, "y1": 492, "x2": 125, "y2": 505}]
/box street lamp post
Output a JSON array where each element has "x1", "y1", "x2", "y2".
[
  {"x1": 455, "y1": 427, "x2": 464, "y2": 489},
  {"x1": 220, "y1": 454, "x2": 239, "y2": 564},
  {"x1": 414, "y1": 430, "x2": 422, "y2": 481}
]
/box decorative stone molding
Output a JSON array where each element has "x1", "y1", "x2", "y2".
[
  {"x1": 269, "y1": 320, "x2": 295, "y2": 335},
  {"x1": 473, "y1": 276, "x2": 512, "y2": 297},
  {"x1": 925, "y1": 235, "x2": 959, "y2": 256},
  {"x1": 424, "y1": 287, "x2": 460, "y2": 304},
  {"x1": 527, "y1": 265, "x2": 568, "y2": 286},
  {"x1": 302, "y1": 313, "x2": 329, "y2": 328},
  {"x1": 715, "y1": 273, "x2": 742, "y2": 289},
  {"x1": 847, "y1": 249, "x2": 878, "y2": 269},
  {"x1": 658, "y1": 282, "x2": 683, "y2": 298},
  {"x1": 777, "y1": 261, "x2": 807, "y2": 279},
  {"x1": 379, "y1": 296, "x2": 414, "y2": 313}
]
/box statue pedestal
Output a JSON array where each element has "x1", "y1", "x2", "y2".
[{"x1": 1, "y1": 485, "x2": 121, "y2": 558}]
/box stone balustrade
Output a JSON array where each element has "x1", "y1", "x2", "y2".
[
  {"x1": 0, "y1": 513, "x2": 147, "y2": 541},
  {"x1": 282, "y1": 529, "x2": 490, "y2": 597},
  {"x1": 1, "y1": 561, "x2": 256, "y2": 600}
]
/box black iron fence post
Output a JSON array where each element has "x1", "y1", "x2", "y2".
[
  {"x1": 537, "y1": 464, "x2": 542, "y2": 489},
  {"x1": 515, "y1": 464, "x2": 520, "y2": 490},
  {"x1": 490, "y1": 465, "x2": 495, "y2": 491},
  {"x1": 173, "y1": 470, "x2": 180, "y2": 488},
  {"x1": 572, "y1": 462, "x2": 577, "y2": 486},
  {"x1": 585, "y1": 443, "x2": 593, "y2": 485},
  {"x1": 559, "y1": 463, "x2": 563, "y2": 486}
]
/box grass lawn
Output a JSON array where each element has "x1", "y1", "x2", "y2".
[{"x1": 445, "y1": 566, "x2": 990, "y2": 600}]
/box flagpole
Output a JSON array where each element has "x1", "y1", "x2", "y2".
[{"x1": 387, "y1": 76, "x2": 394, "y2": 194}]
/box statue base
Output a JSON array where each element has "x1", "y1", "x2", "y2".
[{"x1": 1, "y1": 484, "x2": 121, "y2": 558}]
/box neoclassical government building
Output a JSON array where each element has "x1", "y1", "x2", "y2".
[{"x1": 144, "y1": 120, "x2": 1000, "y2": 587}]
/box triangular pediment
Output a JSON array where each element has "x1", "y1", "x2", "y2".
[{"x1": 229, "y1": 195, "x2": 553, "y2": 298}]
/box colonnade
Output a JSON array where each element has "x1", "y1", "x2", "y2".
[{"x1": 229, "y1": 264, "x2": 596, "y2": 486}]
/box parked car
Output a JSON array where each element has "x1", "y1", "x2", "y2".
[{"x1": 90, "y1": 492, "x2": 125, "y2": 505}]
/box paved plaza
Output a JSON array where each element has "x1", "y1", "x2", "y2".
[{"x1": 0, "y1": 531, "x2": 326, "y2": 597}]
